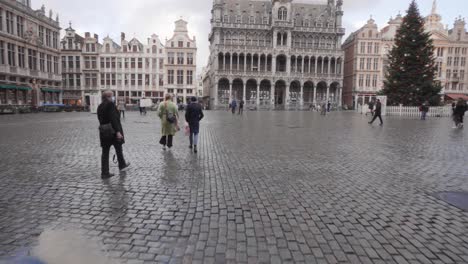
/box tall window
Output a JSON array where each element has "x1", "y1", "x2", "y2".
[
  {"x1": 62, "y1": 56, "x2": 66, "y2": 70},
  {"x1": 366, "y1": 58, "x2": 372, "y2": 70},
  {"x1": 18, "y1": 46, "x2": 25, "y2": 68},
  {"x1": 76, "y1": 56, "x2": 80, "y2": 69},
  {"x1": 6, "y1": 11, "x2": 13, "y2": 34},
  {"x1": 372, "y1": 75, "x2": 378, "y2": 88},
  {"x1": 0, "y1": 41, "x2": 4, "y2": 64},
  {"x1": 168, "y1": 70, "x2": 174, "y2": 84},
  {"x1": 358, "y1": 74, "x2": 364, "y2": 87},
  {"x1": 359, "y1": 58, "x2": 365, "y2": 70},
  {"x1": 138, "y1": 58, "x2": 143, "y2": 69},
  {"x1": 187, "y1": 53, "x2": 193, "y2": 65},
  {"x1": 187, "y1": 70, "x2": 193, "y2": 85},
  {"x1": 131, "y1": 58, "x2": 136, "y2": 69},
  {"x1": 0, "y1": 8, "x2": 3, "y2": 31},
  {"x1": 178, "y1": 41, "x2": 183, "y2": 48},
  {"x1": 47, "y1": 55, "x2": 52, "y2": 72},
  {"x1": 38, "y1": 26, "x2": 44, "y2": 44},
  {"x1": 367, "y1": 43, "x2": 373, "y2": 54},
  {"x1": 105, "y1": 43, "x2": 110, "y2": 53},
  {"x1": 39, "y1": 53, "x2": 45, "y2": 71},
  {"x1": 28, "y1": 49, "x2": 37, "y2": 70},
  {"x1": 373, "y1": 58, "x2": 379, "y2": 70},
  {"x1": 278, "y1": 7, "x2": 287, "y2": 21},
  {"x1": 138, "y1": 74, "x2": 143, "y2": 86},
  {"x1": 168, "y1": 52, "x2": 175, "y2": 64},
  {"x1": 53, "y1": 32, "x2": 58, "y2": 49},
  {"x1": 365, "y1": 75, "x2": 371, "y2": 87},
  {"x1": 7, "y1": 43, "x2": 15, "y2": 66},
  {"x1": 374, "y1": 43, "x2": 380, "y2": 54},
  {"x1": 46, "y1": 29, "x2": 51, "y2": 47},
  {"x1": 360, "y1": 42, "x2": 366, "y2": 54},
  {"x1": 177, "y1": 70, "x2": 184, "y2": 84},
  {"x1": 54, "y1": 56, "x2": 58, "y2": 73},
  {"x1": 16, "y1": 16, "x2": 24, "y2": 37},
  {"x1": 177, "y1": 53, "x2": 184, "y2": 64}
]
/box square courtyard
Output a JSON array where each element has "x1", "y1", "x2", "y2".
[{"x1": 0, "y1": 111, "x2": 467, "y2": 264}]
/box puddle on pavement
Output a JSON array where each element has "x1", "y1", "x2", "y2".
[{"x1": 6, "y1": 229, "x2": 119, "y2": 264}]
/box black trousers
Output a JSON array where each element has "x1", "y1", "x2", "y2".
[
  {"x1": 159, "y1": 135, "x2": 174, "y2": 148},
  {"x1": 370, "y1": 113, "x2": 383, "y2": 124},
  {"x1": 101, "y1": 143, "x2": 126, "y2": 175}
]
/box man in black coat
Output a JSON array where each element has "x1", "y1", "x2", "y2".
[
  {"x1": 185, "y1": 97, "x2": 204, "y2": 153},
  {"x1": 98, "y1": 90, "x2": 130, "y2": 179},
  {"x1": 369, "y1": 99, "x2": 383, "y2": 126}
]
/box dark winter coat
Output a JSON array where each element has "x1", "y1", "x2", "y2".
[
  {"x1": 185, "y1": 102, "x2": 204, "y2": 134},
  {"x1": 98, "y1": 100, "x2": 124, "y2": 147},
  {"x1": 454, "y1": 103, "x2": 467, "y2": 117},
  {"x1": 374, "y1": 102, "x2": 382, "y2": 115}
]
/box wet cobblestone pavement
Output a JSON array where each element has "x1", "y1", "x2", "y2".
[{"x1": 0, "y1": 111, "x2": 467, "y2": 264}]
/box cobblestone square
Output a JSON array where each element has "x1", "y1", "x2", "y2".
[{"x1": 0, "y1": 111, "x2": 467, "y2": 264}]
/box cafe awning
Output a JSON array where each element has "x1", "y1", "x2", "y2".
[
  {"x1": 41, "y1": 88, "x2": 62, "y2": 93},
  {"x1": 0, "y1": 84, "x2": 32, "y2": 91},
  {"x1": 445, "y1": 93, "x2": 468, "y2": 101}
]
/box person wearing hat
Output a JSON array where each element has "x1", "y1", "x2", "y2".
[{"x1": 185, "y1": 97, "x2": 204, "y2": 153}]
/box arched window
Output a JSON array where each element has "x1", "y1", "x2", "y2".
[
  {"x1": 105, "y1": 43, "x2": 110, "y2": 53},
  {"x1": 278, "y1": 7, "x2": 287, "y2": 21}
]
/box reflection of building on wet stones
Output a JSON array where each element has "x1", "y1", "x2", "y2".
[{"x1": 204, "y1": 0, "x2": 345, "y2": 110}]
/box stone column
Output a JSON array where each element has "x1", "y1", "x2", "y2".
[
  {"x1": 258, "y1": 55, "x2": 261, "y2": 72},
  {"x1": 272, "y1": 56, "x2": 276, "y2": 73},
  {"x1": 229, "y1": 82, "x2": 232, "y2": 101},
  {"x1": 285, "y1": 83, "x2": 290, "y2": 107},
  {"x1": 300, "y1": 83, "x2": 304, "y2": 106},
  {"x1": 223, "y1": 54, "x2": 226, "y2": 71},
  {"x1": 237, "y1": 55, "x2": 240, "y2": 72},
  {"x1": 256, "y1": 83, "x2": 260, "y2": 106},
  {"x1": 242, "y1": 81, "x2": 246, "y2": 102},
  {"x1": 243, "y1": 55, "x2": 246, "y2": 73},
  {"x1": 328, "y1": 59, "x2": 331, "y2": 75},
  {"x1": 270, "y1": 84, "x2": 274, "y2": 106},
  {"x1": 326, "y1": 85, "x2": 330, "y2": 103},
  {"x1": 286, "y1": 55, "x2": 291, "y2": 74},
  {"x1": 315, "y1": 58, "x2": 318, "y2": 74},
  {"x1": 313, "y1": 86, "x2": 317, "y2": 104}
]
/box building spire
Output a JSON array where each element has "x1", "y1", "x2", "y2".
[{"x1": 431, "y1": 0, "x2": 437, "y2": 14}]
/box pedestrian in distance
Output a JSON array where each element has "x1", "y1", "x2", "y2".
[
  {"x1": 97, "y1": 90, "x2": 130, "y2": 179},
  {"x1": 158, "y1": 94, "x2": 179, "y2": 150},
  {"x1": 327, "y1": 101, "x2": 331, "y2": 112},
  {"x1": 453, "y1": 98, "x2": 467, "y2": 129},
  {"x1": 365, "y1": 100, "x2": 375, "y2": 116},
  {"x1": 239, "y1": 100, "x2": 244, "y2": 115},
  {"x1": 369, "y1": 99, "x2": 383, "y2": 126},
  {"x1": 231, "y1": 99, "x2": 237, "y2": 115},
  {"x1": 419, "y1": 102, "x2": 429, "y2": 120},
  {"x1": 320, "y1": 102, "x2": 327, "y2": 116},
  {"x1": 117, "y1": 101, "x2": 126, "y2": 120},
  {"x1": 185, "y1": 97, "x2": 204, "y2": 153}
]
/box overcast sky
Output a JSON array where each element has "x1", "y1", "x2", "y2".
[{"x1": 33, "y1": 0, "x2": 465, "y2": 74}]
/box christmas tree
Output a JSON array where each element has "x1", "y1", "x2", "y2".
[{"x1": 383, "y1": 0, "x2": 441, "y2": 106}]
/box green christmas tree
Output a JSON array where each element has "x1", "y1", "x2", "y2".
[{"x1": 383, "y1": 0, "x2": 441, "y2": 106}]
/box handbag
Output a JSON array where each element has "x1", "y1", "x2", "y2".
[
  {"x1": 165, "y1": 102, "x2": 177, "y2": 124},
  {"x1": 99, "y1": 123, "x2": 115, "y2": 140}
]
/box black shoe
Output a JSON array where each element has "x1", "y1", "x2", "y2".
[
  {"x1": 101, "y1": 173, "x2": 115, "y2": 180},
  {"x1": 189, "y1": 145, "x2": 193, "y2": 149},
  {"x1": 119, "y1": 162, "x2": 131, "y2": 172},
  {"x1": 194, "y1": 146, "x2": 198, "y2": 153}
]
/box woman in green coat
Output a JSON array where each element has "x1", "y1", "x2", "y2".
[{"x1": 158, "y1": 94, "x2": 179, "y2": 150}]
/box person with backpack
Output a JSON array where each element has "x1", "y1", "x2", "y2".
[
  {"x1": 97, "y1": 90, "x2": 130, "y2": 179},
  {"x1": 158, "y1": 94, "x2": 179, "y2": 150},
  {"x1": 185, "y1": 97, "x2": 204, "y2": 153}
]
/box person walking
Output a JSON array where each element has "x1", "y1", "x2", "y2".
[
  {"x1": 366, "y1": 100, "x2": 375, "y2": 116},
  {"x1": 97, "y1": 90, "x2": 130, "y2": 179},
  {"x1": 369, "y1": 99, "x2": 383, "y2": 126},
  {"x1": 327, "y1": 101, "x2": 331, "y2": 112},
  {"x1": 185, "y1": 97, "x2": 204, "y2": 153},
  {"x1": 453, "y1": 98, "x2": 467, "y2": 128},
  {"x1": 419, "y1": 102, "x2": 429, "y2": 120},
  {"x1": 231, "y1": 99, "x2": 237, "y2": 115},
  {"x1": 238, "y1": 100, "x2": 244, "y2": 115},
  {"x1": 117, "y1": 101, "x2": 126, "y2": 119},
  {"x1": 320, "y1": 102, "x2": 327, "y2": 116},
  {"x1": 158, "y1": 94, "x2": 179, "y2": 150}
]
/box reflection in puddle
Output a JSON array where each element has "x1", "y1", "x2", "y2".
[{"x1": 8, "y1": 229, "x2": 119, "y2": 264}]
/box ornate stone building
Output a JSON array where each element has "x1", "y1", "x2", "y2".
[
  {"x1": 205, "y1": 0, "x2": 345, "y2": 110},
  {"x1": 0, "y1": 0, "x2": 61, "y2": 107},
  {"x1": 164, "y1": 19, "x2": 197, "y2": 104},
  {"x1": 343, "y1": 0, "x2": 468, "y2": 107},
  {"x1": 61, "y1": 19, "x2": 197, "y2": 106}
]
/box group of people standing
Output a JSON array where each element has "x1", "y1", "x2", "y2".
[
  {"x1": 229, "y1": 99, "x2": 244, "y2": 115},
  {"x1": 97, "y1": 91, "x2": 204, "y2": 179}
]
